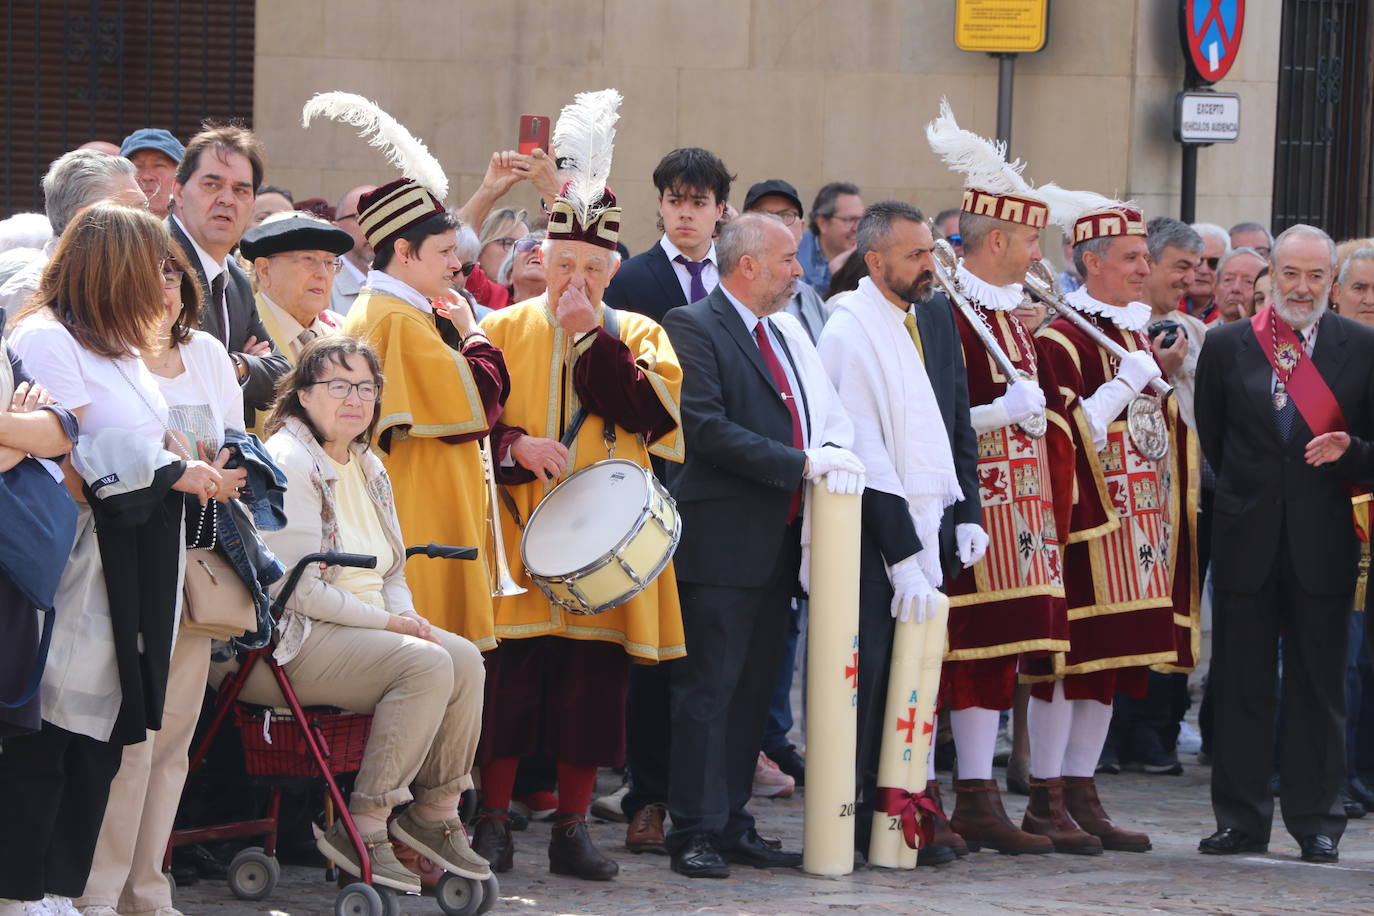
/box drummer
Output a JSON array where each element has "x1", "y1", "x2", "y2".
[{"x1": 475, "y1": 172, "x2": 686, "y2": 881}]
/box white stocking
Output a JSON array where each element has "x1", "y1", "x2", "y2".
[
  {"x1": 1028, "y1": 680, "x2": 1073, "y2": 780},
  {"x1": 950, "y1": 706, "x2": 1001, "y2": 780},
  {"x1": 1061, "y1": 697, "x2": 1114, "y2": 778}
]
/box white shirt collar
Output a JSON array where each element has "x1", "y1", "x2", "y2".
[
  {"x1": 259, "y1": 291, "x2": 320, "y2": 344},
  {"x1": 1066, "y1": 285, "x2": 1152, "y2": 332},
  {"x1": 172, "y1": 214, "x2": 230, "y2": 283},
  {"x1": 720, "y1": 284, "x2": 760, "y2": 334},
  {"x1": 955, "y1": 262, "x2": 1024, "y2": 311},
  {"x1": 659, "y1": 235, "x2": 717, "y2": 266},
  {"x1": 365, "y1": 270, "x2": 432, "y2": 314},
  {"x1": 340, "y1": 257, "x2": 366, "y2": 285}
]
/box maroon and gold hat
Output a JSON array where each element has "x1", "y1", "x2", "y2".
[
  {"x1": 1071, "y1": 206, "x2": 1146, "y2": 244},
  {"x1": 960, "y1": 187, "x2": 1049, "y2": 229},
  {"x1": 356, "y1": 177, "x2": 447, "y2": 250},
  {"x1": 547, "y1": 184, "x2": 621, "y2": 251}
]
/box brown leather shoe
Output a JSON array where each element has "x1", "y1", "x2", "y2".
[
  {"x1": 925, "y1": 779, "x2": 969, "y2": 857},
  {"x1": 471, "y1": 808, "x2": 514, "y2": 872},
  {"x1": 1063, "y1": 776, "x2": 1151, "y2": 852},
  {"x1": 625, "y1": 802, "x2": 667, "y2": 855},
  {"x1": 951, "y1": 779, "x2": 1052, "y2": 854},
  {"x1": 1021, "y1": 777, "x2": 1102, "y2": 855},
  {"x1": 549, "y1": 815, "x2": 619, "y2": 880}
]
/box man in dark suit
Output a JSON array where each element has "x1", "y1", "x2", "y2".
[
  {"x1": 168, "y1": 124, "x2": 288, "y2": 427},
  {"x1": 1196, "y1": 224, "x2": 1374, "y2": 864},
  {"x1": 603, "y1": 147, "x2": 732, "y2": 324},
  {"x1": 662, "y1": 213, "x2": 862, "y2": 878},
  {"x1": 601, "y1": 147, "x2": 733, "y2": 854}
]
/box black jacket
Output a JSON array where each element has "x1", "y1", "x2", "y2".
[
  {"x1": 663, "y1": 288, "x2": 811, "y2": 588},
  {"x1": 1195, "y1": 310, "x2": 1374, "y2": 597},
  {"x1": 604, "y1": 241, "x2": 687, "y2": 324},
  {"x1": 167, "y1": 218, "x2": 289, "y2": 424}
]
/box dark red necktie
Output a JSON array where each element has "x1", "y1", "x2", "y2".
[{"x1": 754, "y1": 321, "x2": 804, "y2": 522}]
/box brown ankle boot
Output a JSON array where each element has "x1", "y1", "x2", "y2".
[
  {"x1": 924, "y1": 779, "x2": 968, "y2": 856},
  {"x1": 549, "y1": 815, "x2": 619, "y2": 880},
  {"x1": 1063, "y1": 776, "x2": 1152, "y2": 852},
  {"x1": 1020, "y1": 777, "x2": 1103, "y2": 855},
  {"x1": 951, "y1": 779, "x2": 1053, "y2": 854},
  {"x1": 471, "y1": 808, "x2": 514, "y2": 872}
]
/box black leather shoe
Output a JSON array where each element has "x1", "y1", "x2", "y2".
[
  {"x1": 1341, "y1": 787, "x2": 1366, "y2": 819},
  {"x1": 916, "y1": 843, "x2": 957, "y2": 866},
  {"x1": 1298, "y1": 834, "x2": 1339, "y2": 863},
  {"x1": 1198, "y1": 828, "x2": 1268, "y2": 855},
  {"x1": 1349, "y1": 775, "x2": 1374, "y2": 809},
  {"x1": 765, "y1": 745, "x2": 806, "y2": 786},
  {"x1": 722, "y1": 829, "x2": 802, "y2": 869},
  {"x1": 671, "y1": 833, "x2": 730, "y2": 878}
]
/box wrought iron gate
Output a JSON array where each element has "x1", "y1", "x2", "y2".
[
  {"x1": 1271, "y1": 0, "x2": 1374, "y2": 238},
  {"x1": 1, "y1": 0, "x2": 254, "y2": 217}
]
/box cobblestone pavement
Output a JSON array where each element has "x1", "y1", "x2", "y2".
[{"x1": 176, "y1": 757, "x2": 1374, "y2": 916}]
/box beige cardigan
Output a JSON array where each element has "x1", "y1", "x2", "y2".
[{"x1": 263, "y1": 416, "x2": 417, "y2": 664}]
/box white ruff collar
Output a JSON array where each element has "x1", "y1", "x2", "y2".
[
  {"x1": 1065, "y1": 286, "x2": 1151, "y2": 332},
  {"x1": 955, "y1": 262, "x2": 1024, "y2": 312}
]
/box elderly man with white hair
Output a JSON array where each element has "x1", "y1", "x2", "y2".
[
  {"x1": 1196, "y1": 224, "x2": 1374, "y2": 864},
  {"x1": 0, "y1": 151, "x2": 145, "y2": 313},
  {"x1": 1187, "y1": 222, "x2": 1232, "y2": 324}
]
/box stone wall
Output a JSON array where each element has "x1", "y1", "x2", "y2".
[{"x1": 254, "y1": 0, "x2": 1278, "y2": 253}]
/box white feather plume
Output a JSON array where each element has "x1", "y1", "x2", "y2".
[
  {"x1": 925, "y1": 97, "x2": 1033, "y2": 195},
  {"x1": 551, "y1": 89, "x2": 623, "y2": 224},
  {"x1": 301, "y1": 92, "x2": 448, "y2": 201},
  {"x1": 1036, "y1": 183, "x2": 1136, "y2": 231}
]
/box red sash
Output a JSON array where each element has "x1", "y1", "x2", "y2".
[{"x1": 1250, "y1": 305, "x2": 1347, "y2": 434}]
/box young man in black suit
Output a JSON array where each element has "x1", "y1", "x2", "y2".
[
  {"x1": 1196, "y1": 224, "x2": 1374, "y2": 863},
  {"x1": 662, "y1": 213, "x2": 863, "y2": 878},
  {"x1": 602, "y1": 147, "x2": 733, "y2": 855},
  {"x1": 602, "y1": 147, "x2": 733, "y2": 323}
]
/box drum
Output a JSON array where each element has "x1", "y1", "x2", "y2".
[{"x1": 520, "y1": 459, "x2": 680, "y2": 615}]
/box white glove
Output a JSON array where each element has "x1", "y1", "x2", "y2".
[
  {"x1": 890, "y1": 554, "x2": 938, "y2": 623},
  {"x1": 956, "y1": 523, "x2": 990, "y2": 568},
  {"x1": 1115, "y1": 351, "x2": 1162, "y2": 394},
  {"x1": 1000, "y1": 380, "x2": 1046, "y2": 425},
  {"x1": 805, "y1": 446, "x2": 865, "y2": 481},
  {"x1": 824, "y1": 468, "x2": 864, "y2": 495}
]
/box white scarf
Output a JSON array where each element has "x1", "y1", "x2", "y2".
[
  {"x1": 364, "y1": 269, "x2": 433, "y2": 314},
  {"x1": 956, "y1": 262, "x2": 1024, "y2": 311},
  {"x1": 819, "y1": 277, "x2": 962, "y2": 584},
  {"x1": 1065, "y1": 285, "x2": 1151, "y2": 332}
]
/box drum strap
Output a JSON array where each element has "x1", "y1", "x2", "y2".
[{"x1": 506, "y1": 309, "x2": 624, "y2": 531}]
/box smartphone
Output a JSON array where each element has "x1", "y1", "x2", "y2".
[{"x1": 518, "y1": 115, "x2": 550, "y2": 155}]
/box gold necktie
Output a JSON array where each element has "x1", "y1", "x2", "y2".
[{"x1": 904, "y1": 311, "x2": 925, "y2": 363}]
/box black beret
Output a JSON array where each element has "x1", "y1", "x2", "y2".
[{"x1": 240, "y1": 216, "x2": 354, "y2": 260}]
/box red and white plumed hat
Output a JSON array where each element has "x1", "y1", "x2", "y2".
[
  {"x1": 925, "y1": 98, "x2": 1048, "y2": 230},
  {"x1": 546, "y1": 89, "x2": 624, "y2": 252},
  {"x1": 1037, "y1": 184, "x2": 1146, "y2": 244}
]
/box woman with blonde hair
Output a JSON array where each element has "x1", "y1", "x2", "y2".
[{"x1": 1, "y1": 203, "x2": 234, "y2": 916}]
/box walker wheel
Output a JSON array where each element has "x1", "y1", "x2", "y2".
[
  {"x1": 335, "y1": 882, "x2": 384, "y2": 916},
  {"x1": 377, "y1": 885, "x2": 401, "y2": 916},
  {"x1": 476, "y1": 874, "x2": 499, "y2": 915},
  {"x1": 435, "y1": 871, "x2": 484, "y2": 916},
  {"x1": 227, "y1": 847, "x2": 280, "y2": 901}
]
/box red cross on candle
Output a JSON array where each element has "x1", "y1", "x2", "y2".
[
  {"x1": 845, "y1": 652, "x2": 858, "y2": 687},
  {"x1": 896, "y1": 708, "x2": 917, "y2": 743}
]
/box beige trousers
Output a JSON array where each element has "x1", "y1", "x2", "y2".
[
  {"x1": 229, "y1": 622, "x2": 484, "y2": 813},
  {"x1": 75, "y1": 631, "x2": 211, "y2": 915}
]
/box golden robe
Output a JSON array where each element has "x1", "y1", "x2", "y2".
[
  {"x1": 343, "y1": 289, "x2": 505, "y2": 649},
  {"x1": 480, "y1": 296, "x2": 686, "y2": 662}
]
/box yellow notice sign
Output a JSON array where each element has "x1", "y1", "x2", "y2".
[{"x1": 954, "y1": 0, "x2": 1050, "y2": 53}]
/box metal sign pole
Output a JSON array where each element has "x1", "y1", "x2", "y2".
[
  {"x1": 1180, "y1": 145, "x2": 1198, "y2": 223},
  {"x1": 995, "y1": 53, "x2": 1017, "y2": 151}
]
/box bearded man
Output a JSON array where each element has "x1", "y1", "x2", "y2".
[{"x1": 1195, "y1": 224, "x2": 1374, "y2": 864}]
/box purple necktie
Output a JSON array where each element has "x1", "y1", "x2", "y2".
[{"x1": 674, "y1": 254, "x2": 709, "y2": 303}]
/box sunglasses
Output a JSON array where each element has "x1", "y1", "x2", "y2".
[
  {"x1": 514, "y1": 237, "x2": 543, "y2": 254},
  {"x1": 947, "y1": 234, "x2": 962, "y2": 246},
  {"x1": 459, "y1": 262, "x2": 478, "y2": 277},
  {"x1": 1203, "y1": 257, "x2": 1220, "y2": 271}
]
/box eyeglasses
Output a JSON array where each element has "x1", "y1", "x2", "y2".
[
  {"x1": 826, "y1": 214, "x2": 862, "y2": 226},
  {"x1": 514, "y1": 237, "x2": 543, "y2": 254},
  {"x1": 276, "y1": 252, "x2": 343, "y2": 274},
  {"x1": 161, "y1": 260, "x2": 185, "y2": 290},
  {"x1": 459, "y1": 261, "x2": 478, "y2": 277},
  {"x1": 758, "y1": 209, "x2": 800, "y2": 226},
  {"x1": 1203, "y1": 257, "x2": 1221, "y2": 271},
  {"x1": 491, "y1": 237, "x2": 519, "y2": 250},
  {"x1": 946, "y1": 234, "x2": 962, "y2": 247},
  {"x1": 306, "y1": 379, "x2": 379, "y2": 401}
]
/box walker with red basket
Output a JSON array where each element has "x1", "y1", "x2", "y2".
[{"x1": 166, "y1": 544, "x2": 497, "y2": 916}]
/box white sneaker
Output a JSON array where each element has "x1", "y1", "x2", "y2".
[
  {"x1": 590, "y1": 784, "x2": 629, "y2": 823},
  {"x1": 20, "y1": 901, "x2": 52, "y2": 916},
  {"x1": 43, "y1": 898, "x2": 80, "y2": 916}
]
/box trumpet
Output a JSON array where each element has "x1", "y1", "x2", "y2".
[
  {"x1": 929, "y1": 237, "x2": 1046, "y2": 438},
  {"x1": 1022, "y1": 260, "x2": 1173, "y2": 398},
  {"x1": 478, "y1": 436, "x2": 527, "y2": 598}
]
